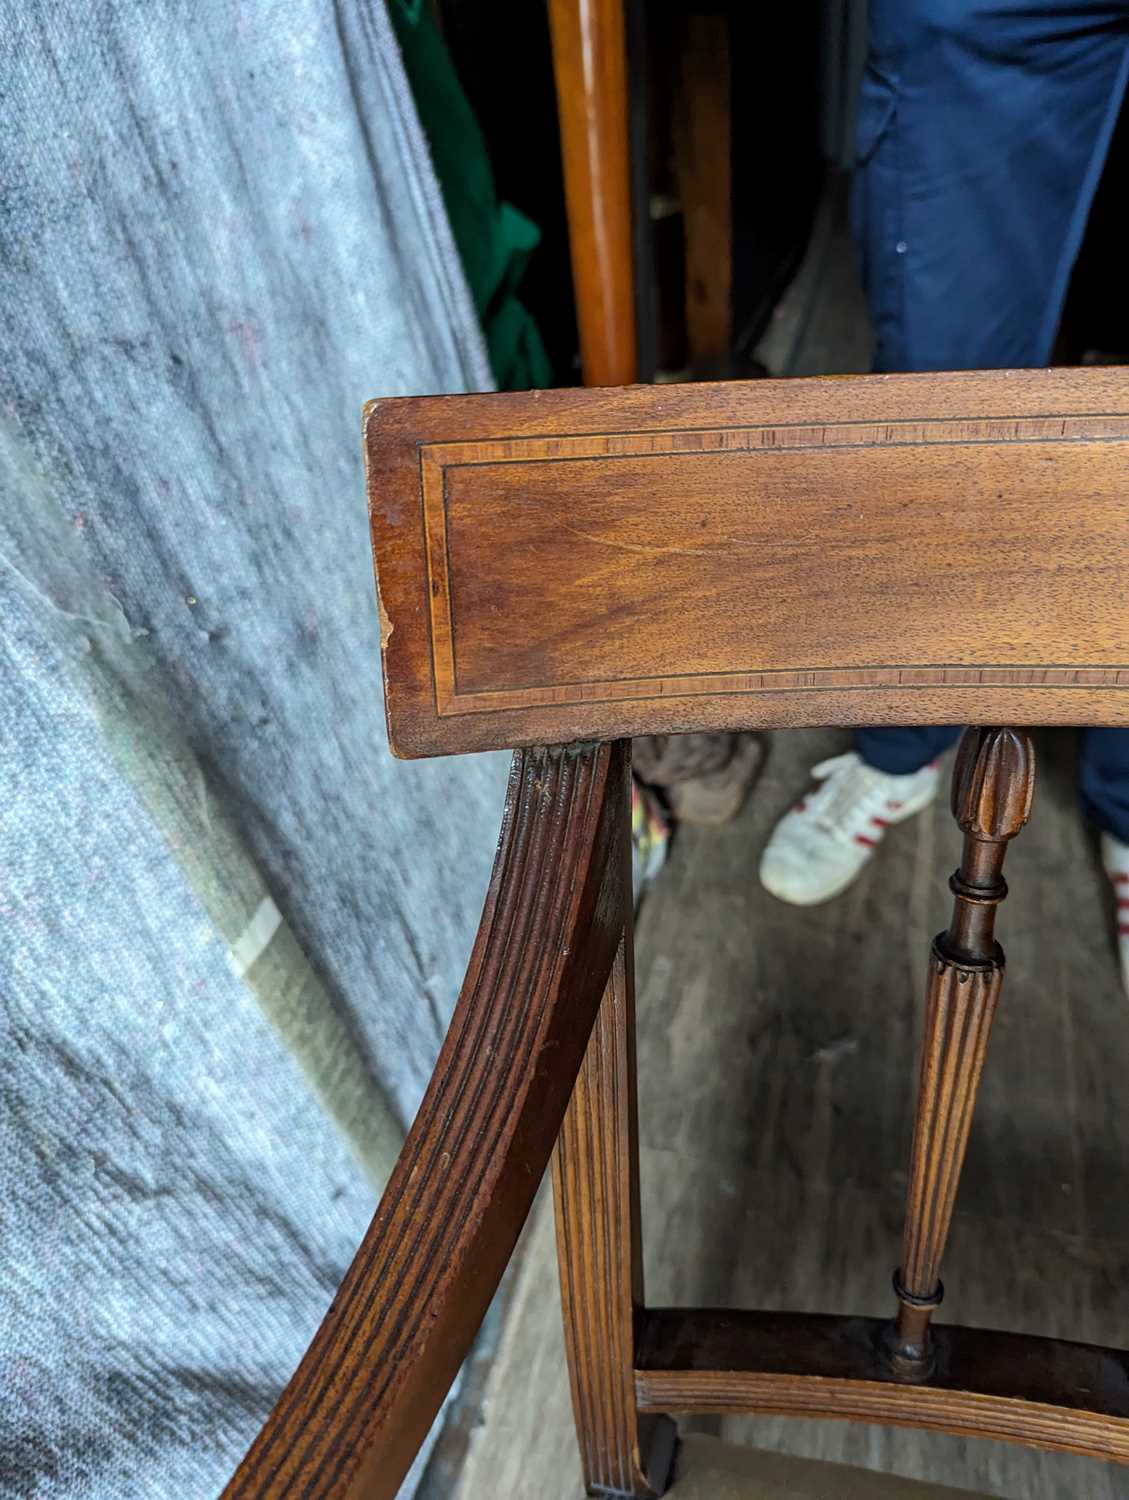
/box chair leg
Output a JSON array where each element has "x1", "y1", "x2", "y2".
[
  {"x1": 887, "y1": 727, "x2": 1036, "y2": 1379},
  {"x1": 553, "y1": 927, "x2": 677, "y2": 1496}
]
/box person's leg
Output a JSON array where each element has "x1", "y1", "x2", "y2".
[
  {"x1": 856, "y1": 0, "x2": 1129, "y2": 375},
  {"x1": 1081, "y1": 729, "x2": 1129, "y2": 844},
  {"x1": 1085, "y1": 730, "x2": 1129, "y2": 996},
  {"x1": 856, "y1": 726, "x2": 961, "y2": 776},
  {"x1": 762, "y1": 0, "x2": 1129, "y2": 905}
]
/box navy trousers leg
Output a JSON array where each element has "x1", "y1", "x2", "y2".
[
  {"x1": 856, "y1": 725, "x2": 962, "y2": 777},
  {"x1": 855, "y1": 0, "x2": 1129, "y2": 375},
  {"x1": 1080, "y1": 730, "x2": 1129, "y2": 843},
  {"x1": 851, "y1": 0, "x2": 1129, "y2": 786}
]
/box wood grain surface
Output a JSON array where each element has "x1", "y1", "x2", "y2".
[
  {"x1": 548, "y1": 0, "x2": 636, "y2": 386},
  {"x1": 222, "y1": 742, "x2": 628, "y2": 1500},
  {"x1": 673, "y1": 9, "x2": 732, "y2": 376},
  {"x1": 890, "y1": 729, "x2": 1037, "y2": 1376},
  {"x1": 366, "y1": 368, "x2": 1129, "y2": 758},
  {"x1": 553, "y1": 931, "x2": 676, "y2": 1495},
  {"x1": 635, "y1": 1309, "x2": 1129, "y2": 1463}
]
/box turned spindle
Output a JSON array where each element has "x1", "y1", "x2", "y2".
[{"x1": 886, "y1": 727, "x2": 1035, "y2": 1380}]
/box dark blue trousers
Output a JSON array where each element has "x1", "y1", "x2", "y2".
[{"x1": 851, "y1": 0, "x2": 1129, "y2": 841}]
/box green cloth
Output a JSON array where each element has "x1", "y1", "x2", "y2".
[{"x1": 390, "y1": 1, "x2": 552, "y2": 390}]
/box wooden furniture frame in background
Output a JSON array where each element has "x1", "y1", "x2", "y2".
[
  {"x1": 547, "y1": 0, "x2": 637, "y2": 387},
  {"x1": 224, "y1": 365, "x2": 1129, "y2": 1499}
]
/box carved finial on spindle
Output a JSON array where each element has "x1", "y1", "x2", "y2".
[
  {"x1": 886, "y1": 726, "x2": 1037, "y2": 1384},
  {"x1": 951, "y1": 727, "x2": 1036, "y2": 841}
]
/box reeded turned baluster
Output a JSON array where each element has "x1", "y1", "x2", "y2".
[{"x1": 886, "y1": 727, "x2": 1036, "y2": 1380}]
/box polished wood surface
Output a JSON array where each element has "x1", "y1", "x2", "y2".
[
  {"x1": 548, "y1": 0, "x2": 636, "y2": 386},
  {"x1": 889, "y1": 728, "x2": 1036, "y2": 1378},
  {"x1": 223, "y1": 742, "x2": 628, "y2": 1500},
  {"x1": 367, "y1": 367, "x2": 1129, "y2": 758},
  {"x1": 553, "y1": 928, "x2": 676, "y2": 1495},
  {"x1": 635, "y1": 1309, "x2": 1129, "y2": 1462}
]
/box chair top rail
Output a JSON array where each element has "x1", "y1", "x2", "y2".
[{"x1": 366, "y1": 367, "x2": 1129, "y2": 758}]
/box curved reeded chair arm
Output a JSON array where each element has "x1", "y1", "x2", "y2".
[{"x1": 223, "y1": 740, "x2": 630, "y2": 1500}]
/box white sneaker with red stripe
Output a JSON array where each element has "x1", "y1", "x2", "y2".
[
  {"x1": 1101, "y1": 834, "x2": 1129, "y2": 998},
  {"x1": 759, "y1": 750, "x2": 941, "y2": 906}
]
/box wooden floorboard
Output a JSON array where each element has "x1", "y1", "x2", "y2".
[{"x1": 661, "y1": 1433, "x2": 1004, "y2": 1499}]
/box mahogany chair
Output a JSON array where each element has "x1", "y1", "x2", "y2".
[{"x1": 223, "y1": 364, "x2": 1129, "y2": 1498}]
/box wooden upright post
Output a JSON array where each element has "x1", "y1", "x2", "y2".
[
  {"x1": 888, "y1": 727, "x2": 1036, "y2": 1379},
  {"x1": 548, "y1": 0, "x2": 637, "y2": 387},
  {"x1": 552, "y1": 744, "x2": 675, "y2": 1496}
]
